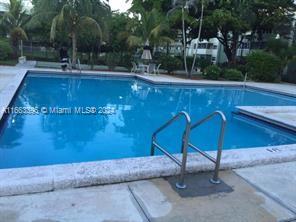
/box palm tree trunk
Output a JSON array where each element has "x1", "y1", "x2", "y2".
[
  {"x1": 190, "y1": 1, "x2": 204, "y2": 78},
  {"x1": 20, "y1": 40, "x2": 24, "y2": 57},
  {"x1": 72, "y1": 31, "x2": 77, "y2": 68},
  {"x1": 182, "y1": 7, "x2": 188, "y2": 76},
  {"x1": 166, "y1": 42, "x2": 170, "y2": 55}
]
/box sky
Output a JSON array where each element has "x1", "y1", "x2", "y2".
[
  {"x1": 108, "y1": 0, "x2": 131, "y2": 12},
  {"x1": 0, "y1": 0, "x2": 131, "y2": 12}
]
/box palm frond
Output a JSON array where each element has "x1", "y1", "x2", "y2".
[
  {"x1": 157, "y1": 36, "x2": 174, "y2": 44},
  {"x1": 10, "y1": 26, "x2": 27, "y2": 41},
  {"x1": 26, "y1": 11, "x2": 57, "y2": 29},
  {"x1": 50, "y1": 15, "x2": 59, "y2": 41},
  {"x1": 79, "y1": 16, "x2": 103, "y2": 39},
  {"x1": 1, "y1": 12, "x2": 17, "y2": 27},
  {"x1": 127, "y1": 35, "x2": 143, "y2": 47},
  {"x1": 117, "y1": 31, "x2": 130, "y2": 42},
  {"x1": 150, "y1": 21, "x2": 170, "y2": 39}
]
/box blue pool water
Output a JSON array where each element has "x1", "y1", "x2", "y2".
[{"x1": 0, "y1": 73, "x2": 296, "y2": 169}]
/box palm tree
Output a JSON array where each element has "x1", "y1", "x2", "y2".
[
  {"x1": 190, "y1": 0, "x2": 206, "y2": 77},
  {"x1": 170, "y1": 0, "x2": 198, "y2": 75},
  {"x1": 0, "y1": 0, "x2": 29, "y2": 55},
  {"x1": 49, "y1": 0, "x2": 109, "y2": 67},
  {"x1": 122, "y1": 8, "x2": 173, "y2": 51},
  {"x1": 30, "y1": 0, "x2": 109, "y2": 67}
]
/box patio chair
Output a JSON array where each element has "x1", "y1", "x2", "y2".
[
  {"x1": 131, "y1": 62, "x2": 141, "y2": 73},
  {"x1": 154, "y1": 64, "x2": 161, "y2": 75},
  {"x1": 138, "y1": 63, "x2": 147, "y2": 74},
  {"x1": 148, "y1": 63, "x2": 156, "y2": 74}
]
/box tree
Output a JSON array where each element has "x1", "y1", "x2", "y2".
[
  {"x1": 201, "y1": 0, "x2": 296, "y2": 64},
  {"x1": 0, "y1": 0, "x2": 30, "y2": 54},
  {"x1": 202, "y1": 0, "x2": 249, "y2": 64},
  {"x1": 31, "y1": 0, "x2": 110, "y2": 67},
  {"x1": 169, "y1": 0, "x2": 199, "y2": 75},
  {"x1": 107, "y1": 13, "x2": 132, "y2": 53},
  {"x1": 190, "y1": 0, "x2": 206, "y2": 77},
  {"x1": 246, "y1": 0, "x2": 296, "y2": 47},
  {"x1": 129, "y1": 0, "x2": 171, "y2": 14},
  {"x1": 266, "y1": 38, "x2": 296, "y2": 74},
  {"x1": 26, "y1": 0, "x2": 61, "y2": 46},
  {"x1": 121, "y1": 7, "x2": 173, "y2": 50}
]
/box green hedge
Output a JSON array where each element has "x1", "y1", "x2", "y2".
[
  {"x1": 159, "y1": 55, "x2": 182, "y2": 74},
  {"x1": 98, "y1": 53, "x2": 132, "y2": 70},
  {"x1": 246, "y1": 51, "x2": 281, "y2": 82},
  {"x1": 223, "y1": 69, "x2": 244, "y2": 81},
  {"x1": 0, "y1": 39, "x2": 13, "y2": 60},
  {"x1": 197, "y1": 58, "x2": 212, "y2": 72},
  {"x1": 203, "y1": 65, "x2": 221, "y2": 80}
]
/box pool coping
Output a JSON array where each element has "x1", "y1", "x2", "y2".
[
  {"x1": 0, "y1": 144, "x2": 296, "y2": 197},
  {"x1": 0, "y1": 69, "x2": 296, "y2": 197},
  {"x1": 237, "y1": 106, "x2": 296, "y2": 132}
]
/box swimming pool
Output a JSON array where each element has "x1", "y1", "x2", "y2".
[{"x1": 0, "y1": 73, "x2": 296, "y2": 169}]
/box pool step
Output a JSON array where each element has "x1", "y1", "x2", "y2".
[
  {"x1": 236, "y1": 106, "x2": 296, "y2": 132},
  {"x1": 232, "y1": 110, "x2": 296, "y2": 133}
]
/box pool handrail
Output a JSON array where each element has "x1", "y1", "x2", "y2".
[
  {"x1": 244, "y1": 73, "x2": 248, "y2": 88},
  {"x1": 68, "y1": 58, "x2": 72, "y2": 72},
  {"x1": 151, "y1": 111, "x2": 191, "y2": 189},
  {"x1": 77, "y1": 58, "x2": 82, "y2": 74},
  {"x1": 189, "y1": 111, "x2": 227, "y2": 184}
]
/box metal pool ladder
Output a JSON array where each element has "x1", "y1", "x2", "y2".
[
  {"x1": 151, "y1": 111, "x2": 227, "y2": 189},
  {"x1": 77, "y1": 58, "x2": 82, "y2": 74}
]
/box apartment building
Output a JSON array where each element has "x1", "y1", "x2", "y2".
[{"x1": 187, "y1": 38, "x2": 227, "y2": 64}]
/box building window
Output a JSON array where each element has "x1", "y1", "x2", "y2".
[
  {"x1": 198, "y1": 43, "x2": 207, "y2": 49},
  {"x1": 240, "y1": 42, "x2": 250, "y2": 49},
  {"x1": 207, "y1": 43, "x2": 213, "y2": 49}
]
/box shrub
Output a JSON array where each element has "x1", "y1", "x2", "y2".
[
  {"x1": 180, "y1": 57, "x2": 212, "y2": 73},
  {"x1": 283, "y1": 58, "x2": 296, "y2": 84},
  {"x1": 186, "y1": 56, "x2": 194, "y2": 71},
  {"x1": 102, "y1": 52, "x2": 132, "y2": 70},
  {"x1": 221, "y1": 61, "x2": 247, "y2": 75},
  {"x1": 105, "y1": 53, "x2": 120, "y2": 70},
  {"x1": 203, "y1": 65, "x2": 221, "y2": 80},
  {"x1": 246, "y1": 51, "x2": 281, "y2": 82},
  {"x1": 223, "y1": 69, "x2": 244, "y2": 81},
  {"x1": 0, "y1": 39, "x2": 13, "y2": 60},
  {"x1": 159, "y1": 55, "x2": 182, "y2": 74},
  {"x1": 197, "y1": 58, "x2": 212, "y2": 72},
  {"x1": 266, "y1": 38, "x2": 289, "y2": 59},
  {"x1": 117, "y1": 53, "x2": 132, "y2": 68}
]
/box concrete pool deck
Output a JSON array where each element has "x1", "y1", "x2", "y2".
[
  {"x1": 235, "y1": 161, "x2": 296, "y2": 214},
  {"x1": 0, "y1": 162, "x2": 296, "y2": 222},
  {"x1": 1, "y1": 64, "x2": 296, "y2": 96},
  {"x1": 0, "y1": 65, "x2": 296, "y2": 198},
  {"x1": 44, "y1": 69, "x2": 296, "y2": 97}
]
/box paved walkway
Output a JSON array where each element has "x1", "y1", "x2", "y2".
[
  {"x1": 235, "y1": 161, "x2": 296, "y2": 215},
  {"x1": 0, "y1": 64, "x2": 296, "y2": 96},
  {"x1": 0, "y1": 166, "x2": 295, "y2": 222},
  {"x1": 0, "y1": 66, "x2": 20, "y2": 92},
  {"x1": 0, "y1": 74, "x2": 15, "y2": 92}
]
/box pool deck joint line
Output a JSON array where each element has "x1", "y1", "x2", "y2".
[{"x1": 0, "y1": 66, "x2": 295, "y2": 197}]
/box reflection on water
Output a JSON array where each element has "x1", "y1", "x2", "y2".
[
  {"x1": 0, "y1": 113, "x2": 25, "y2": 149},
  {"x1": 0, "y1": 74, "x2": 296, "y2": 168}
]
